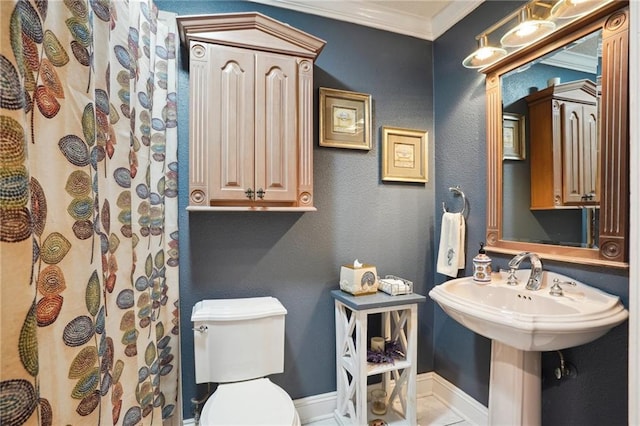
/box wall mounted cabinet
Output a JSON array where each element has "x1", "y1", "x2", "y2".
[
  {"x1": 525, "y1": 79, "x2": 599, "y2": 209},
  {"x1": 177, "y1": 13, "x2": 325, "y2": 211}
]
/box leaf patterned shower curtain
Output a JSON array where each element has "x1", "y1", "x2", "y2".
[{"x1": 0, "y1": 0, "x2": 180, "y2": 424}]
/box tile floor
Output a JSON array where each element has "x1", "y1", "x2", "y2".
[{"x1": 304, "y1": 394, "x2": 474, "y2": 426}]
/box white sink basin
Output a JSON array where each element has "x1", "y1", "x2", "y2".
[{"x1": 429, "y1": 270, "x2": 628, "y2": 351}]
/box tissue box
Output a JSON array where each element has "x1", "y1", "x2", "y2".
[{"x1": 339, "y1": 264, "x2": 378, "y2": 295}]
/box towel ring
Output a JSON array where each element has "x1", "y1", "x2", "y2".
[{"x1": 442, "y1": 186, "x2": 466, "y2": 215}]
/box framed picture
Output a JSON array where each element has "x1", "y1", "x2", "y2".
[
  {"x1": 319, "y1": 87, "x2": 372, "y2": 150},
  {"x1": 502, "y1": 113, "x2": 526, "y2": 160},
  {"x1": 381, "y1": 127, "x2": 428, "y2": 183}
]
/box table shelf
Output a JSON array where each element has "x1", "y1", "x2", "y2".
[
  {"x1": 331, "y1": 290, "x2": 426, "y2": 425},
  {"x1": 367, "y1": 359, "x2": 410, "y2": 376},
  {"x1": 334, "y1": 404, "x2": 412, "y2": 426}
]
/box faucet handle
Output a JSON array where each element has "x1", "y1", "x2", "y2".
[{"x1": 549, "y1": 278, "x2": 576, "y2": 297}]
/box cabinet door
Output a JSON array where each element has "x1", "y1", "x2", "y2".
[
  {"x1": 561, "y1": 102, "x2": 598, "y2": 205},
  {"x1": 582, "y1": 104, "x2": 599, "y2": 202},
  {"x1": 209, "y1": 45, "x2": 256, "y2": 202},
  {"x1": 254, "y1": 53, "x2": 298, "y2": 202}
]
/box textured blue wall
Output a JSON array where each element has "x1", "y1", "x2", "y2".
[
  {"x1": 155, "y1": 1, "x2": 435, "y2": 419},
  {"x1": 433, "y1": 1, "x2": 629, "y2": 424}
]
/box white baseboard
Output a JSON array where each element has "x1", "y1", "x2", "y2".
[
  {"x1": 183, "y1": 372, "x2": 488, "y2": 425},
  {"x1": 426, "y1": 372, "x2": 489, "y2": 426},
  {"x1": 294, "y1": 390, "x2": 338, "y2": 423}
]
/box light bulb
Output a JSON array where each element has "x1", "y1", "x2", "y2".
[
  {"x1": 551, "y1": 0, "x2": 606, "y2": 19},
  {"x1": 462, "y1": 35, "x2": 507, "y2": 69},
  {"x1": 516, "y1": 22, "x2": 538, "y2": 38},
  {"x1": 475, "y1": 47, "x2": 496, "y2": 61}
]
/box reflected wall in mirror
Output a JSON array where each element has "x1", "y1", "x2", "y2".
[{"x1": 482, "y1": 2, "x2": 629, "y2": 267}]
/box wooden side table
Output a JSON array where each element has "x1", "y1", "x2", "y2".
[{"x1": 331, "y1": 290, "x2": 426, "y2": 425}]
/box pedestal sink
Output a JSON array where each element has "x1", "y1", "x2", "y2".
[{"x1": 429, "y1": 269, "x2": 628, "y2": 425}]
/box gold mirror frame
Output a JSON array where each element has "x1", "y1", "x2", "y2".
[{"x1": 481, "y1": 2, "x2": 629, "y2": 268}]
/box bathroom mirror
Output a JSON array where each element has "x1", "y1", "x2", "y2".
[
  {"x1": 481, "y1": 2, "x2": 629, "y2": 267},
  {"x1": 501, "y1": 30, "x2": 601, "y2": 249}
]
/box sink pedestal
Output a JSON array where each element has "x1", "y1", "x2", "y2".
[{"x1": 488, "y1": 341, "x2": 541, "y2": 426}]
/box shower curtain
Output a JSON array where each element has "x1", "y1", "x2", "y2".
[{"x1": 0, "y1": 0, "x2": 180, "y2": 424}]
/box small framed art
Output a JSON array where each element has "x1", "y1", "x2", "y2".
[
  {"x1": 381, "y1": 126, "x2": 428, "y2": 183},
  {"x1": 502, "y1": 113, "x2": 526, "y2": 160},
  {"x1": 319, "y1": 87, "x2": 372, "y2": 150}
]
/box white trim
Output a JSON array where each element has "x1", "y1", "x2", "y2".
[
  {"x1": 428, "y1": 373, "x2": 489, "y2": 426},
  {"x1": 431, "y1": 1, "x2": 486, "y2": 40},
  {"x1": 294, "y1": 391, "x2": 339, "y2": 423},
  {"x1": 415, "y1": 371, "x2": 435, "y2": 396},
  {"x1": 540, "y1": 50, "x2": 598, "y2": 74},
  {"x1": 182, "y1": 373, "x2": 488, "y2": 425},
  {"x1": 248, "y1": 0, "x2": 484, "y2": 41},
  {"x1": 628, "y1": 1, "x2": 639, "y2": 424}
]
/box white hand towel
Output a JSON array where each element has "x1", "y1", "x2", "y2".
[{"x1": 436, "y1": 212, "x2": 466, "y2": 278}]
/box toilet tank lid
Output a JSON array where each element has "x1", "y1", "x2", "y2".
[{"x1": 191, "y1": 297, "x2": 287, "y2": 322}]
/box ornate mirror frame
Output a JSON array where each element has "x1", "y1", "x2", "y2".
[{"x1": 481, "y1": 2, "x2": 629, "y2": 268}]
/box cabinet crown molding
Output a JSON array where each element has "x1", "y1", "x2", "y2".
[
  {"x1": 177, "y1": 12, "x2": 326, "y2": 59},
  {"x1": 525, "y1": 79, "x2": 597, "y2": 106}
]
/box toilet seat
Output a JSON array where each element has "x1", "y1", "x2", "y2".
[{"x1": 200, "y1": 378, "x2": 300, "y2": 425}]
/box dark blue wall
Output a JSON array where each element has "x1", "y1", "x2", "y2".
[
  {"x1": 434, "y1": 1, "x2": 629, "y2": 425},
  {"x1": 155, "y1": 1, "x2": 435, "y2": 419}
]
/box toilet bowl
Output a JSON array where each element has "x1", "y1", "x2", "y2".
[{"x1": 199, "y1": 378, "x2": 300, "y2": 426}]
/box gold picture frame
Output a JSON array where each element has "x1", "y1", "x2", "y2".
[
  {"x1": 502, "y1": 113, "x2": 526, "y2": 160},
  {"x1": 319, "y1": 87, "x2": 372, "y2": 150},
  {"x1": 381, "y1": 127, "x2": 428, "y2": 183}
]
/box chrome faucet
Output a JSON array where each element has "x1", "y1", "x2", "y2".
[{"x1": 508, "y1": 252, "x2": 544, "y2": 291}]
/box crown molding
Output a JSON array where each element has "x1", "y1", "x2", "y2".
[
  {"x1": 177, "y1": 12, "x2": 326, "y2": 58},
  {"x1": 541, "y1": 50, "x2": 598, "y2": 74},
  {"x1": 431, "y1": 1, "x2": 485, "y2": 39},
  {"x1": 248, "y1": 1, "x2": 484, "y2": 41}
]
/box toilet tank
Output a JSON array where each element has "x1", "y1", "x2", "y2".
[{"x1": 192, "y1": 297, "x2": 287, "y2": 384}]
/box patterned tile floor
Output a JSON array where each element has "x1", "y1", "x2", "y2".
[{"x1": 304, "y1": 395, "x2": 474, "y2": 426}]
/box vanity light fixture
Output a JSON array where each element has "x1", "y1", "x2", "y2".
[
  {"x1": 460, "y1": 0, "x2": 611, "y2": 71},
  {"x1": 500, "y1": 5, "x2": 556, "y2": 47},
  {"x1": 462, "y1": 35, "x2": 508, "y2": 69},
  {"x1": 550, "y1": 0, "x2": 606, "y2": 19},
  {"x1": 461, "y1": 0, "x2": 554, "y2": 70}
]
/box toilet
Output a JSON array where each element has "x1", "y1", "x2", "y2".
[{"x1": 192, "y1": 297, "x2": 300, "y2": 425}]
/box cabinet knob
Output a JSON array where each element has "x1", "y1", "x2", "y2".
[
  {"x1": 256, "y1": 188, "x2": 265, "y2": 199},
  {"x1": 245, "y1": 188, "x2": 254, "y2": 200}
]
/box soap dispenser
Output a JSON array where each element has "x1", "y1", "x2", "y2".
[{"x1": 473, "y1": 242, "x2": 492, "y2": 283}]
